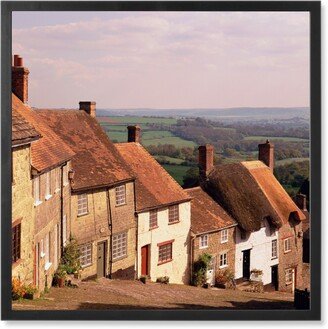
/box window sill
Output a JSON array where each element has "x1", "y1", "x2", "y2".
[
  {"x1": 77, "y1": 212, "x2": 89, "y2": 217},
  {"x1": 112, "y1": 254, "x2": 128, "y2": 263},
  {"x1": 219, "y1": 265, "x2": 228, "y2": 269},
  {"x1": 34, "y1": 200, "x2": 43, "y2": 207},
  {"x1": 63, "y1": 182, "x2": 69, "y2": 187},
  {"x1": 55, "y1": 188, "x2": 60, "y2": 194},
  {"x1": 115, "y1": 202, "x2": 127, "y2": 207},
  {"x1": 285, "y1": 282, "x2": 292, "y2": 286},
  {"x1": 12, "y1": 259, "x2": 23, "y2": 268},
  {"x1": 40, "y1": 252, "x2": 45, "y2": 258},
  {"x1": 45, "y1": 262, "x2": 52, "y2": 271},
  {"x1": 271, "y1": 257, "x2": 278, "y2": 260},
  {"x1": 45, "y1": 194, "x2": 52, "y2": 201},
  {"x1": 168, "y1": 220, "x2": 180, "y2": 225},
  {"x1": 221, "y1": 240, "x2": 228, "y2": 244},
  {"x1": 81, "y1": 263, "x2": 92, "y2": 269},
  {"x1": 199, "y1": 246, "x2": 208, "y2": 249},
  {"x1": 284, "y1": 250, "x2": 291, "y2": 254},
  {"x1": 149, "y1": 226, "x2": 159, "y2": 231},
  {"x1": 158, "y1": 259, "x2": 172, "y2": 266}
]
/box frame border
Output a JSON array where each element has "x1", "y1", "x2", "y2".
[{"x1": 1, "y1": 1, "x2": 321, "y2": 321}]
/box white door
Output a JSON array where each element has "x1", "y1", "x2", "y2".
[{"x1": 292, "y1": 268, "x2": 296, "y2": 293}]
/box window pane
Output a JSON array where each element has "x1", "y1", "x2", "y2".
[
  {"x1": 158, "y1": 243, "x2": 172, "y2": 263},
  {"x1": 168, "y1": 205, "x2": 179, "y2": 223},
  {"x1": 149, "y1": 210, "x2": 158, "y2": 229},
  {"x1": 77, "y1": 194, "x2": 88, "y2": 215},
  {"x1": 79, "y1": 243, "x2": 92, "y2": 267},
  {"x1": 115, "y1": 185, "x2": 126, "y2": 205}
]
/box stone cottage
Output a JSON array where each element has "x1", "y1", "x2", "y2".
[
  {"x1": 12, "y1": 55, "x2": 75, "y2": 291},
  {"x1": 37, "y1": 103, "x2": 137, "y2": 280},
  {"x1": 198, "y1": 142, "x2": 305, "y2": 292},
  {"x1": 116, "y1": 126, "x2": 191, "y2": 284},
  {"x1": 186, "y1": 186, "x2": 237, "y2": 286}
]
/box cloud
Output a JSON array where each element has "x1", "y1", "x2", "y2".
[{"x1": 12, "y1": 11, "x2": 309, "y2": 108}]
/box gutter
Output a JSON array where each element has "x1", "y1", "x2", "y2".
[{"x1": 136, "y1": 198, "x2": 193, "y2": 214}]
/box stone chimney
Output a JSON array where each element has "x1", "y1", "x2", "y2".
[
  {"x1": 79, "y1": 101, "x2": 96, "y2": 118},
  {"x1": 127, "y1": 125, "x2": 141, "y2": 143},
  {"x1": 295, "y1": 193, "x2": 307, "y2": 211},
  {"x1": 198, "y1": 144, "x2": 214, "y2": 180},
  {"x1": 12, "y1": 54, "x2": 29, "y2": 104},
  {"x1": 258, "y1": 139, "x2": 274, "y2": 172}
]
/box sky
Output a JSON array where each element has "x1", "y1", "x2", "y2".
[{"x1": 12, "y1": 11, "x2": 310, "y2": 109}]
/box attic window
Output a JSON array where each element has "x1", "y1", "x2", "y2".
[
  {"x1": 149, "y1": 210, "x2": 158, "y2": 230},
  {"x1": 221, "y1": 229, "x2": 228, "y2": 243},
  {"x1": 115, "y1": 185, "x2": 126, "y2": 206},
  {"x1": 168, "y1": 205, "x2": 179, "y2": 224},
  {"x1": 77, "y1": 194, "x2": 88, "y2": 216},
  {"x1": 284, "y1": 238, "x2": 292, "y2": 253},
  {"x1": 200, "y1": 234, "x2": 208, "y2": 249}
]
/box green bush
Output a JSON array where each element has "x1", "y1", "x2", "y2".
[
  {"x1": 61, "y1": 236, "x2": 81, "y2": 274},
  {"x1": 192, "y1": 253, "x2": 212, "y2": 287}
]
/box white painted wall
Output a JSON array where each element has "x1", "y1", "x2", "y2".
[
  {"x1": 137, "y1": 202, "x2": 191, "y2": 284},
  {"x1": 235, "y1": 219, "x2": 279, "y2": 285}
]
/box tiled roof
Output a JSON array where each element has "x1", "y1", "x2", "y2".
[
  {"x1": 36, "y1": 109, "x2": 134, "y2": 191},
  {"x1": 206, "y1": 160, "x2": 306, "y2": 232},
  {"x1": 12, "y1": 94, "x2": 74, "y2": 171},
  {"x1": 186, "y1": 187, "x2": 237, "y2": 235},
  {"x1": 115, "y1": 142, "x2": 191, "y2": 212},
  {"x1": 12, "y1": 105, "x2": 40, "y2": 146}
]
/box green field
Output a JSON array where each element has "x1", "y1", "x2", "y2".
[
  {"x1": 243, "y1": 136, "x2": 308, "y2": 142},
  {"x1": 99, "y1": 116, "x2": 177, "y2": 125},
  {"x1": 161, "y1": 164, "x2": 191, "y2": 185},
  {"x1": 154, "y1": 156, "x2": 185, "y2": 165},
  {"x1": 276, "y1": 157, "x2": 309, "y2": 166}
]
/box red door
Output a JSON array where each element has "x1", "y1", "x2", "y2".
[{"x1": 141, "y1": 245, "x2": 149, "y2": 276}]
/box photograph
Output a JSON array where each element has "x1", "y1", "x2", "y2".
[{"x1": 1, "y1": 0, "x2": 321, "y2": 321}]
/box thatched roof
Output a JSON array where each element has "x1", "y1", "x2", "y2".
[{"x1": 205, "y1": 161, "x2": 305, "y2": 232}]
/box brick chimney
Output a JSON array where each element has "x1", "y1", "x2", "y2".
[
  {"x1": 127, "y1": 125, "x2": 141, "y2": 143},
  {"x1": 295, "y1": 193, "x2": 307, "y2": 211},
  {"x1": 198, "y1": 144, "x2": 214, "y2": 180},
  {"x1": 258, "y1": 139, "x2": 274, "y2": 172},
  {"x1": 12, "y1": 54, "x2": 29, "y2": 104},
  {"x1": 79, "y1": 101, "x2": 96, "y2": 118}
]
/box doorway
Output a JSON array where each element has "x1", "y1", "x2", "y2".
[
  {"x1": 97, "y1": 241, "x2": 106, "y2": 278},
  {"x1": 242, "y1": 249, "x2": 251, "y2": 280},
  {"x1": 141, "y1": 245, "x2": 150, "y2": 276},
  {"x1": 271, "y1": 265, "x2": 279, "y2": 290}
]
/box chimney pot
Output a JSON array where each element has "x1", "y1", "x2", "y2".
[
  {"x1": 198, "y1": 144, "x2": 214, "y2": 180},
  {"x1": 79, "y1": 101, "x2": 96, "y2": 118},
  {"x1": 12, "y1": 54, "x2": 29, "y2": 104},
  {"x1": 127, "y1": 125, "x2": 141, "y2": 143},
  {"x1": 258, "y1": 140, "x2": 274, "y2": 172}
]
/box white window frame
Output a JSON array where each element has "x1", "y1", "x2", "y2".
[
  {"x1": 33, "y1": 176, "x2": 42, "y2": 206},
  {"x1": 40, "y1": 239, "x2": 45, "y2": 258},
  {"x1": 79, "y1": 243, "x2": 92, "y2": 268},
  {"x1": 44, "y1": 232, "x2": 52, "y2": 270},
  {"x1": 62, "y1": 215, "x2": 67, "y2": 246},
  {"x1": 284, "y1": 237, "x2": 292, "y2": 253},
  {"x1": 221, "y1": 229, "x2": 228, "y2": 243},
  {"x1": 112, "y1": 232, "x2": 127, "y2": 260},
  {"x1": 115, "y1": 185, "x2": 126, "y2": 206},
  {"x1": 200, "y1": 234, "x2": 208, "y2": 249},
  {"x1": 168, "y1": 205, "x2": 179, "y2": 223},
  {"x1": 149, "y1": 210, "x2": 158, "y2": 230},
  {"x1": 272, "y1": 239, "x2": 278, "y2": 259},
  {"x1": 219, "y1": 252, "x2": 228, "y2": 268},
  {"x1": 158, "y1": 242, "x2": 173, "y2": 264},
  {"x1": 45, "y1": 171, "x2": 52, "y2": 200},
  {"x1": 77, "y1": 194, "x2": 88, "y2": 216}
]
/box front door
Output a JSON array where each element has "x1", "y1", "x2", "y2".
[
  {"x1": 141, "y1": 245, "x2": 149, "y2": 276},
  {"x1": 242, "y1": 249, "x2": 251, "y2": 280},
  {"x1": 97, "y1": 242, "x2": 106, "y2": 278},
  {"x1": 271, "y1": 265, "x2": 279, "y2": 290}
]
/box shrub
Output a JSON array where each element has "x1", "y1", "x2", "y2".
[
  {"x1": 12, "y1": 278, "x2": 26, "y2": 300},
  {"x1": 156, "y1": 276, "x2": 169, "y2": 284},
  {"x1": 192, "y1": 253, "x2": 212, "y2": 287},
  {"x1": 60, "y1": 236, "x2": 81, "y2": 274},
  {"x1": 215, "y1": 268, "x2": 234, "y2": 286}
]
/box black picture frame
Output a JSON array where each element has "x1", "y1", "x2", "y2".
[{"x1": 1, "y1": 1, "x2": 321, "y2": 321}]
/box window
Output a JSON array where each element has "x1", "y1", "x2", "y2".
[
  {"x1": 112, "y1": 232, "x2": 127, "y2": 260},
  {"x1": 284, "y1": 237, "x2": 292, "y2": 253},
  {"x1": 54, "y1": 168, "x2": 60, "y2": 192},
  {"x1": 40, "y1": 239, "x2": 45, "y2": 258},
  {"x1": 272, "y1": 239, "x2": 278, "y2": 259},
  {"x1": 79, "y1": 243, "x2": 92, "y2": 267},
  {"x1": 168, "y1": 205, "x2": 179, "y2": 223},
  {"x1": 44, "y1": 232, "x2": 51, "y2": 270},
  {"x1": 33, "y1": 176, "x2": 41, "y2": 205},
  {"x1": 285, "y1": 268, "x2": 294, "y2": 284},
  {"x1": 63, "y1": 165, "x2": 69, "y2": 186},
  {"x1": 115, "y1": 185, "x2": 126, "y2": 206},
  {"x1": 158, "y1": 242, "x2": 173, "y2": 264},
  {"x1": 12, "y1": 223, "x2": 21, "y2": 263},
  {"x1": 221, "y1": 229, "x2": 228, "y2": 243},
  {"x1": 200, "y1": 234, "x2": 208, "y2": 249},
  {"x1": 45, "y1": 171, "x2": 51, "y2": 199},
  {"x1": 219, "y1": 252, "x2": 228, "y2": 268},
  {"x1": 62, "y1": 215, "x2": 67, "y2": 246},
  {"x1": 149, "y1": 210, "x2": 158, "y2": 229},
  {"x1": 77, "y1": 194, "x2": 88, "y2": 216}
]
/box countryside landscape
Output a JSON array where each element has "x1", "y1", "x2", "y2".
[{"x1": 98, "y1": 107, "x2": 309, "y2": 197}]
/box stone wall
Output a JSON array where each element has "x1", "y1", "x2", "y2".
[
  {"x1": 12, "y1": 145, "x2": 34, "y2": 285},
  {"x1": 278, "y1": 219, "x2": 303, "y2": 292},
  {"x1": 193, "y1": 227, "x2": 236, "y2": 279}
]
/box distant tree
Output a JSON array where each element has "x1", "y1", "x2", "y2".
[{"x1": 182, "y1": 167, "x2": 199, "y2": 188}]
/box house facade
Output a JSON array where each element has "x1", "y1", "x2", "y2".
[
  {"x1": 116, "y1": 127, "x2": 191, "y2": 284},
  {"x1": 198, "y1": 142, "x2": 305, "y2": 292},
  {"x1": 37, "y1": 104, "x2": 137, "y2": 280},
  {"x1": 186, "y1": 187, "x2": 237, "y2": 286}
]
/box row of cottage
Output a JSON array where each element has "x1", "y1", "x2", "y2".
[{"x1": 12, "y1": 55, "x2": 308, "y2": 294}]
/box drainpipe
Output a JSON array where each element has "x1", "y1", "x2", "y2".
[
  {"x1": 106, "y1": 189, "x2": 113, "y2": 278},
  {"x1": 60, "y1": 165, "x2": 64, "y2": 256}
]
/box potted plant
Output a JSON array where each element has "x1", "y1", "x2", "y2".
[
  {"x1": 24, "y1": 284, "x2": 39, "y2": 300},
  {"x1": 53, "y1": 265, "x2": 67, "y2": 288}
]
